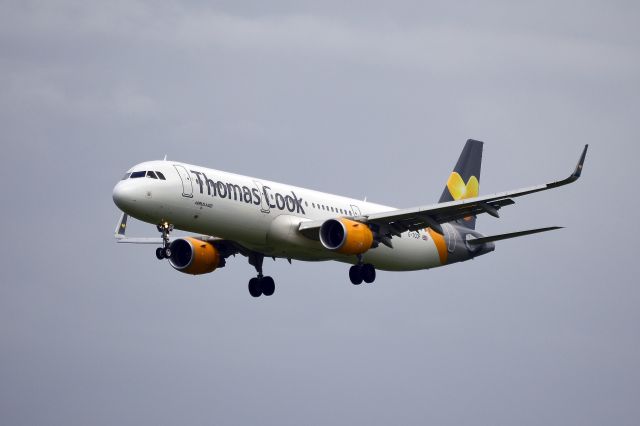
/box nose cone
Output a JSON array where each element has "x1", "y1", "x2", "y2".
[{"x1": 113, "y1": 181, "x2": 138, "y2": 213}]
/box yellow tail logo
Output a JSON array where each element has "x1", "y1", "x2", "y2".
[{"x1": 446, "y1": 172, "x2": 479, "y2": 200}]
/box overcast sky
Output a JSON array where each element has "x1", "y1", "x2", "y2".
[{"x1": 1, "y1": 1, "x2": 639, "y2": 425}]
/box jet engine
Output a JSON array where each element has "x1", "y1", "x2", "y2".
[
  {"x1": 319, "y1": 218, "x2": 374, "y2": 255},
  {"x1": 168, "y1": 237, "x2": 220, "y2": 275}
]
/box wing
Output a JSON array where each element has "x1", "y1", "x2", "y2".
[
  {"x1": 299, "y1": 145, "x2": 587, "y2": 239},
  {"x1": 114, "y1": 212, "x2": 165, "y2": 244},
  {"x1": 113, "y1": 212, "x2": 240, "y2": 257}
]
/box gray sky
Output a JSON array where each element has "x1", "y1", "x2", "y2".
[{"x1": 1, "y1": 1, "x2": 639, "y2": 425}]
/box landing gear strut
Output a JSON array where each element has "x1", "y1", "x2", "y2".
[
  {"x1": 349, "y1": 255, "x2": 376, "y2": 285},
  {"x1": 247, "y1": 252, "x2": 276, "y2": 298},
  {"x1": 155, "y1": 222, "x2": 174, "y2": 259}
]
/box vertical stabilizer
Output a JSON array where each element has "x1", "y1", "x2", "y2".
[{"x1": 439, "y1": 139, "x2": 483, "y2": 229}]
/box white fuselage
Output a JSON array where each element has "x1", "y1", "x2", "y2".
[{"x1": 113, "y1": 161, "x2": 483, "y2": 271}]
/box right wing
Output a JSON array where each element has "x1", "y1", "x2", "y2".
[
  {"x1": 365, "y1": 144, "x2": 587, "y2": 235},
  {"x1": 299, "y1": 145, "x2": 587, "y2": 239}
]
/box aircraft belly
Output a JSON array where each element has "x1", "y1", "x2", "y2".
[{"x1": 362, "y1": 236, "x2": 442, "y2": 271}]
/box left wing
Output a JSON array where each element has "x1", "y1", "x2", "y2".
[
  {"x1": 114, "y1": 212, "x2": 232, "y2": 246},
  {"x1": 114, "y1": 212, "x2": 165, "y2": 244},
  {"x1": 113, "y1": 212, "x2": 241, "y2": 259},
  {"x1": 299, "y1": 145, "x2": 587, "y2": 239}
]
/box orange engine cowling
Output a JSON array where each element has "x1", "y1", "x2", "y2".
[
  {"x1": 168, "y1": 237, "x2": 220, "y2": 275},
  {"x1": 319, "y1": 218, "x2": 374, "y2": 255}
]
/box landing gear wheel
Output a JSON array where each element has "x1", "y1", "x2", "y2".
[
  {"x1": 155, "y1": 221, "x2": 174, "y2": 261},
  {"x1": 362, "y1": 264, "x2": 376, "y2": 283},
  {"x1": 349, "y1": 265, "x2": 364, "y2": 285},
  {"x1": 155, "y1": 247, "x2": 165, "y2": 260},
  {"x1": 261, "y1": 276, "x2": 275, "y2": 296},
  {"x1": 248, "y1": 278, "x2": 262, "y2": 297}
]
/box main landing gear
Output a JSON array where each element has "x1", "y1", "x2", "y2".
[
  {"x1": 349, "y1": 255, "x2": 376, "y2": 285},
  {"x1": 155, "y1": 222, "x2": 174, "y2": 260},
  {"x1": 247, "y1": 252, "x2": 276, "y2": 298}
]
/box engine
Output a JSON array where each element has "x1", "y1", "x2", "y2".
[
  {"x1": 319, "y1": 218, "x2": 374, "y2": 255},
  {"x1": 168, "y1": 237, "x2": 220, "y2": 275}
]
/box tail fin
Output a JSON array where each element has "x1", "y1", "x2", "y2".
[{"x1": 439, "y1": 139, "x2": 483, "y2": 229}]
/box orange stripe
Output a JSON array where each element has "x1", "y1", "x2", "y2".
[{"x1": 427, "y1": 228, "x2": 448, "y2": 264}]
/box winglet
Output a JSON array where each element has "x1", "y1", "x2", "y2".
[
  {"x1": 546, "y1": 144, "x2": 588, "y2": 189},
  {"x1": 570, "y1": 144, "x2": 588, "y2": 181},
  {"x1": 114, "y1": 213, "x2": 128, "y2": 239}
]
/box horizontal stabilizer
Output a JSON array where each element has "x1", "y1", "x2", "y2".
[{"x1": 467, "y1": 226, "x2": 563, "y2": 245}]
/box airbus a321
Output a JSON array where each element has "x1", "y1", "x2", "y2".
[{"x1": 113, "y1": 140, "x2": 587, "y2": 297}]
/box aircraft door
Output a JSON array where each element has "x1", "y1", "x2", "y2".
[
  {"x1": 444, "y1": 223, "x2": 457, "y2": 252},
  {"x1": 173, "y1": 165, "x2": 193, "y2": 198},
  {"x1": 253, "y1": 180, "x2": 271, "y2": 213}
]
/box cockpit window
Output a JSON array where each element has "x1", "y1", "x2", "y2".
[{"x1": 124, "y1": 170, "x2": 166, "y2": 180}]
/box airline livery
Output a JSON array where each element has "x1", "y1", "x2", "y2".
[{"x1": 113, "y1": 140, "x2": 588, "y2": 297}]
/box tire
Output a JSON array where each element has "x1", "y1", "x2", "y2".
[
  {"x1": 155, "y1": 247, "x2": 165, "y2": 259},
  {"x1": 349, "y1": 265, "x2": 363, "y2": 285},
  {"x1": 262, "y1": 276, "x2": 275, "y2": 296},
  {"x1": 248, "y1": 278, "x2": 262, "y2": 297},
  {"x1": 362, "y1": 264, "x2": 376, "y2": 283}
]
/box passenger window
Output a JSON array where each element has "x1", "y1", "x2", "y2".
[
  {"x1": 130, "y1": 171, "x2": 145, "y2": 178},
  {"x1": 156, "y1": 171, "x2": 166, "y2": 180},
  {"x1": 331, "y1": 207, "x2": 334, "y2": 212},
  {"x1": 122, "y1": 173, "x2": 131, "y2": 180},
  {"x1": 312, "y1": 203, "x2": 315, "y2": 208},
  {"x1": 348, "y1": 210, "x2": 352, "y2": 215},
  {"x1": 147, "y1": 171, "x2": 158, "y2": 179}
]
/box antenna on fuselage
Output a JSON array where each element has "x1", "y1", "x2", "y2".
[{"x1": 163, "y1": 154, "x2": 167, "y2": 161}]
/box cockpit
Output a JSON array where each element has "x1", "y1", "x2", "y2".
[{"x1": 121, "y1": 170, "x2": 167, "y2": 180}]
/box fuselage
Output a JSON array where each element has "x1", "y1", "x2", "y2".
[{"x1": 112, "y1": 161, "x2": 493, "y2": 271}]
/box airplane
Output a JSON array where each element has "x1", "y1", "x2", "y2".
[{"x1": 113, "y1": 140, "x2": 588, "y2": 297}]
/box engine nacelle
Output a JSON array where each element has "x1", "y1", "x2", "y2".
[
  {"x1": 319, "y1": 218, "x2": 374, "y2": 255},
  {"x1": 168, "y1": 237, "x2": 220, "y2": 275}
]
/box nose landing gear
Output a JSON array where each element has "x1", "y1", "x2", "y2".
[
  {"x1": 248, "y1": 252, "x2": 276, "y2": 298},
  {"x1": 155, "y1": 222, "x2": 174, "y2": 259}
]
